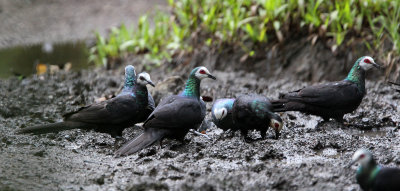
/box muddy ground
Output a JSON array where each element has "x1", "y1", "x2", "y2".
[{"x1": 0, "y1": 65, "x2": 399, "y2": 191}]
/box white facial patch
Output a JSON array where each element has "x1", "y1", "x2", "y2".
[
  {"x1": 195, "y1": 66, "x2": 211, "y2": 79},
  {"x1": 352, "y1": 149, "x2": 372, "y2": 166},
  {"x1": 137, "y1": 72, "x2": 152, "y2": 86},
  {"x1": 270, "y1": 119, "x2": 283, "y2": 131},
  {"x1": 359, "y1": 56, "x2": 375, "y2": 71},
  {"x1": 214, "y1": 108, "x2": 227, "y2": 120}
]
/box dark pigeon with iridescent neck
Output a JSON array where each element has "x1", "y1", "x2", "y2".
[
  {"x1": 17, "y1": 65, "x2": 155, "y2": 141},
  {"x1": 212, "y1": 97, "x2": 283, "y2": 141},
  {"x1": 271, "y1": 56, "x2": 380, "y2": 122},
  {"x1": 348, "y1": 149, "x2": 400, "y2": 191},
  {"x1": 115, "y1": 66, "x2": 216, "y2": 156},
  {"x1": 230, "y1": 94, "x2": 283, "y2": 142},
  {"x1": 119, "y1": 66, "x2": 155, "y2": 122}
]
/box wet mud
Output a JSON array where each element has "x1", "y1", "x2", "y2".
[{"x1": 1, "y1": 65, "x2": 399, "y2": 191}]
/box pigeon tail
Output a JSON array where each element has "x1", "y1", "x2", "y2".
[
  {"x1": 270, "y1": 99, "x2": 289, "y2": 112},
  {"x1": 115, "y1": 128, "x2": 166, "y2": 156},
  {"x1": 16, "y1": 121, "x2": 91, "y2": 134}
]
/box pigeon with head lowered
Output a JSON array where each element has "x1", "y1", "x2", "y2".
[
  {"x1": 115, "y1": 66, "x2": 216, "y2": 156},
  {"x1": 212, "y1": 95, "x2": 283, "y2": 142},
  {"x1": 348, "y1": 148, "x2": 400, "y2": 191},
  {"x1": 271, "y1": 56, "x2": 381, "y2": 122},
  {"x1": 17, "y1": 65, "x2": 155, "y2": 142}
]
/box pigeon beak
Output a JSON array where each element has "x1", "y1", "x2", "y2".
[
  {"x1": 346, "y1": 160, "x2": 357, "y2": 168},
  {"x1": 207, "y1": 74, "x2": 216, "y2": 80},
  {"x1": 372, "y1": 62, "x2": 382, "y2": 69},
  {"x1": 146, "y1": 80, "x2": 155, "y2": 87}
]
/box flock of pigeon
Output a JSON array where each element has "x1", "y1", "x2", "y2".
[{"x1": 17, "y1": 56, "x2": 399, "y2": 190}]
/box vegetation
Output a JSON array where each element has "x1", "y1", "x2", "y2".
[{"x1": 90, "y1": 0, "x2": 400, "y2": 67}]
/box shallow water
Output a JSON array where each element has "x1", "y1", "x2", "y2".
[{"x1": 0, "y1": 42, "x2": 91, "y2": 78}]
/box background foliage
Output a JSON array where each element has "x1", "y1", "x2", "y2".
[{"x1": 90, "y1": 0, "x2": 400, "y2": 68}]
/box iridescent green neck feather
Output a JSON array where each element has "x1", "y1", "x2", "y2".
[
  {"x1": 131, "y1": 84, "x2": 148, "y2": 106},
  {"x1": 181, "y1": 75, "x2": 201, "y2": 98},
  {"x1": 357, "y1": 159, "x2": 379, "y2": 183},
  {"x1": 123, "y1": 74, "x2": 136, "y2": 91},
  {"x1": 345, "y1": 57, "x2": 366, "y2": 91}
]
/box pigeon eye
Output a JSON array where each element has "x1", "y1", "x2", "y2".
[
  {"x1": 359, "y1": 154, "x2": 365, "y2": 159},
  {"x1": 274, "y1": 123, "x2": 280, "y2": 128},
  {"x1": 140, "y1": 76, "x2": 145, "y2": 80},
  {"x1": 199, "y1": 70, "x2": 206, "y2": 74},
  {"x1": 364, "y1": 59, "x2": 371, "y2": 64}
]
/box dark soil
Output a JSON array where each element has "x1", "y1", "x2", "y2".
[{"x1": 1, "y1": 58, "x2": 399, "y2": 190}]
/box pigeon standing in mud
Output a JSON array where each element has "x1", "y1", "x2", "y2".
[
  {"x1": 115, "y1": 66, "x2": 216, "y2": 156},
  {"x1": 271, "y1": 56, "x2": 381, "y2": 122},
  {"x1": 211, "y1": 96, "x2": 283, "y2": 142},
  {"x1": 119, "y1": 66, "x2": 155, "y2": 121},
  {"x1": 347, "y1": 148, "x2": 400, "y2": 191},
  {"x1": 17, "y1": 66, "x2": 155, "y2": 142},
  {"x1": 229, "y1": 94, "x2": 283, "y2": 142}
]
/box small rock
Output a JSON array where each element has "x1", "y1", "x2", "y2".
[
  {"x1": 33, "y1": 150, "x2": 46, "y2": 157},
  {"x1": 95, "y1": 175, "x2": 105, "y2": 185},
  {"x1": 152, "y1": 76, "x2": 184, "y2": 104}
]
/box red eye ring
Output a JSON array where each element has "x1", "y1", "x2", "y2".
[
  {"x1": 274, "y1": 123, "x2": 280, "y2": 128},
  {"x1": 359, "y1": 154, "x2": 365, "y2": 159},
  {"x1": 199, "y1": 70, "x2": 206, "y2": 74},
  {"x1": 364, "y1": 59, "x2": 371, "y2": 64}
]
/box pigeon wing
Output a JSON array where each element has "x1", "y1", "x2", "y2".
[
  {"x1": 64, "y1": 94, "x2": 139, "y2": 124},
  {"x1": 144, "y1": 96, "x2": 203, "y2": 129},
  {"x1": 283, "y1": 81, "x2": 362, "y2": 108}
]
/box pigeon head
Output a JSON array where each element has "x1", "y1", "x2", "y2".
[
  {"x1": 124, "y1": 65, "x2": 136, "y2": 88},
  {"x1": 346, "y1": 56, "x2": 381, "y2": 86},
  {"x1": 181, "y1": 67, "x2": 216, "y2": 98},
  {"x1": 137, "y1": 72, "x2": 155, "y2": 87},
  {"x1": 348, "y1": 148, "x2": 374, "y2": 168},
  {"x1": 213, "y1": 99, "x2": 234, "y2": 121},
  {"x1": 125, "y1": 65, "x2": 136, "y2": 78},
  {"x1": 269, "y1": 113, "x2": 283, "y2": 139},
  {"x1": 358, "y1": 56, "x2": 380, "y2": 71},
  {"x1": 192, "y1": 66, "x2": 216, "y2": 80}
]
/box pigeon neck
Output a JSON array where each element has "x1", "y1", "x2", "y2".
[
  {"x1": 132, "y1": 84, "x2": 148, "y2": 106},
  {"x1": 368, "y1": 166, "x2": 381, "y2": 182},
  {"x1": 123, "y1": 75, "x2": 136, "y2": 92},
  {"x1": 251, "y1": 100, "x2": 269, "y2": 119},
  {"x1": 181, "y1": 75, "x2": 200, "y2": 98},
  {"x1": 345, "y1": 59, "x2": 366, "y2": 92},
  {"x1": 357, "y1": 159, "x2": 379, "y2": 183}
]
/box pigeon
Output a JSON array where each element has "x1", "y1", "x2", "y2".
[
  {"x1": 271, "y1": 56, "x2": 381, "y2": 122},
  {"x1": 119, "y1": 66, "x2": 155, "y2": 122},
  {"x1": 115, "y1": 66, "x2": 216, "y2": 156},
  {"x1": 17, "y1": 66, "x2": 155, "y2": 141},
  {"x1": 230, "y1": 94, "x2": 283, "y2": 142},
  {"x1": 347, "y1": 148, "x2": 400, "y2": 191}
]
